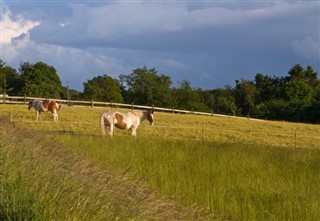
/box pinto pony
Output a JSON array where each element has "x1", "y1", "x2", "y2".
[
  {"x1": 28, "y1": 99, "x2": 61, "y2": 121},
  {"x1": 100, "y1": 109, "x2": 154, "y2": 137}
]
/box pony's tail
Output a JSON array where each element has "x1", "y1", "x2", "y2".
[
  {"x1": 100, "y1": 113, "x2": 106, "y2": 136},
  {"x1": 56, "y1": 102, "x2": 61, "y2": 111}
]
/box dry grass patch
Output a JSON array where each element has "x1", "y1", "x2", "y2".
[{"x1": 4, "y1": 103, "x2": 320, "y2": 148}]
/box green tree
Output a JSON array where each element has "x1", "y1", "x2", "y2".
[
  {"x1": 83, "y1": 75, "x2": 123, "y2": 102},
  {"x1": 234, "y1": 79, "x2": 257, "y2": 116},
  {"x1": 205, "y1": 86, "x2": 237, "y2": 115},
  {"x1": 172, "y1": 79, "x2": 209, "y2": 111},
  {"x1": 252, "y1": 64, "x2": 318, "y2": 121},
  {"x1": 282, "y1": 64, "x2": 318, "y2": 121},
  {"x1": 262, "y1": 99, "x2": 288, "y2": 120},
  {"x1": 288, "y1": 64, "x2": 319, "y2": 88},
  {"x1": 61, "y1": 86, "x2": 81, "y2": 101},
  {"x1": 119, "y1": 67, "x2": 173, "y2": 107},
  {"x1": 304, "y1": 65, "x2": 319, "y2": 88},
  {"x1": 0, "y1": 59, "x2": 22, "y2": 95},
  {"x1": 254, "y1": 73, "x2": 285, "y2": 103},
  {"x1": 284, "y1": 80, "x2": 313, "y2": 105},
  {"x1": 283, "y1": 80, "x2": 313, "y2": 121},
  {"x1": 287, "y1": 64, "x2": 305, "y2": 81},
  {"x1": 19, "y1": 61, "x2": 62, "y2": 98},
  {"x1": 303, "y1": 86, "x2": 320, "y2": 123}
]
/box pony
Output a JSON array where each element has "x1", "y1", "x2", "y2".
[
  {"x1": 100, "y1": 109, "x2": 154, "y2": 137},
  {"x1": 28, "y1": 99, "x2": 61, "y2": 121}
]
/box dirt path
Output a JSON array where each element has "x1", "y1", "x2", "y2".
[{"x1": 1, "y1": 117, "x2": 219, "y2": 220}]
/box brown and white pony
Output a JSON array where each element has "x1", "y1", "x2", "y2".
[
  {"x1": 100, "y1": 109, "x2": 154, "y2": 137},
  {"x1": 28, "y1": 99, "x2": 61, "y2": 121}
]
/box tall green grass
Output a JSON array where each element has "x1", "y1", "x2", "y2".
[
  {"x1": 0, "y1": 123, "x2": 137, "y2": 220},
  {"x1": 1, "y1": 104, "x2": 320, "y2": 220},
  {"x1": 61, "y1": 135, "x2": 320, "y2": 220},
  {"x1": 0, "y1": 117, "x2": 214, "y2": 220}
]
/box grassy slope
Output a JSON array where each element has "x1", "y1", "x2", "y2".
[
  {"x1": 1, "y1": 104, "x2": 320, "y2": 220},
  {"x1": 62, "y1": 136, "x2": 320, "y2": 221},
  {"x1": 0, "y1": 117, "x2": 214, "y2": 220}
]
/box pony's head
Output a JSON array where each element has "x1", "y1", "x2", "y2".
[
  {"x1": 28, "y1": 100, "x2": 34, "y2": 110},
  {"x1": 147, "y1": 109, "x2": 154, "y2": 125}
]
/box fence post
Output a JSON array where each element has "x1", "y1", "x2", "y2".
[
  {"x1": 91, "y1": 99, "x2": 94, "y2": 108},
  {"x1": 201, "y1": 123, "x2": 204, "y2": 142},
  {"x1": 202, "y1": 123, "x2": 205, "y2": 144},
  {"x1": 24, "y1": 94, "x2": 27, "y2": 104},
  {"x1": 131, "y1": 102, "x2": 134, "y2": 110},
  {"x1": 295, "y1": 130, "x2": 297, "y2": 148}
]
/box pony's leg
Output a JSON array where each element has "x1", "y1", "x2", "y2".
[
  {"x1": 36, "y1": 111, "x2": 40, "y2": 120},
  {"x1": 108, "y1": 124, "x2": 114, "y2": 138},
  {"x1": 131, "y1": 127, "x2": 137, "y2": 137},
  {"x1": 53, "y1": 110, "x2": 58, "y2": 121}
]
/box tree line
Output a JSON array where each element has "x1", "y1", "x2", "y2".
[{"x1": 1, "y1": 59, "x2": 319, "y2": 123}]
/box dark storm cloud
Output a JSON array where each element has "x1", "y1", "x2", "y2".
[{"x1": 2, "y1": 0, "x2": 319, "y2": 90}]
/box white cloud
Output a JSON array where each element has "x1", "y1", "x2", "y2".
[
  {"x1": 1, "y1": 8, "x2": 130, "y2": 90},
  {"x1": 1, "y1": 10, "x2": 40, "y2": 44},
  {"x1": 1, "y1": 10, "x2": 40, "y2": 60}
]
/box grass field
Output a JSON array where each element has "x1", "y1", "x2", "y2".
[{"x1": 1, "y1": 103, "x2": 320, "y2": 220}]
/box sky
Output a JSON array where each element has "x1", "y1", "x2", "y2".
[{"x1": 1, "y1": 0, "x2": 319, "y2": 91}]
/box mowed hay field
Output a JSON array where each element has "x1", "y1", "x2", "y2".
[{"x1": 1, "y1": 103, "x2": 320, "y2": 220}]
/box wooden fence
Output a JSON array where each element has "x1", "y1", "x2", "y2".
[{"x1": 1, "y1": 94, "x2": 256, "y2": 121}]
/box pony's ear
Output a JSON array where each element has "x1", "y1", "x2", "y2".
[{"x1": 150, "y1": 109, "x2": 154, "y2": 114}]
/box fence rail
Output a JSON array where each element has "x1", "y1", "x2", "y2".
[{"x1": 2, "y1": 94, "x2": 257, "y2": 121}]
